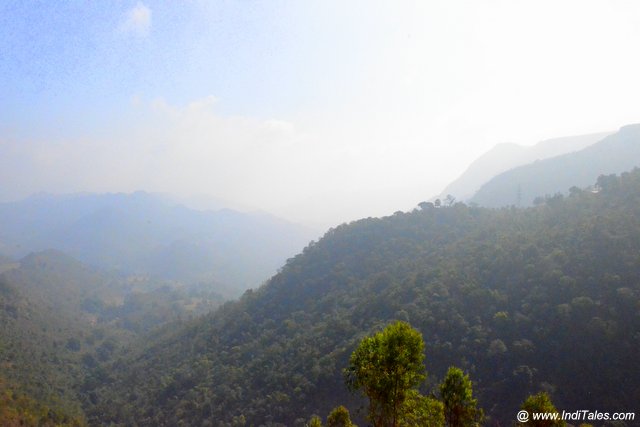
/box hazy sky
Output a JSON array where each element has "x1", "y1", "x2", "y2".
[{"x1": 2, "y1": 1, "x2": 640, "y2": 227}]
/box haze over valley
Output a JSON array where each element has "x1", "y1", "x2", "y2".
[{"x1": 2, "y1": 1, "x2": 640, "y2": 426}]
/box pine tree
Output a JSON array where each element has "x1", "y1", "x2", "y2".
[{"x1": 440, "y1": 367, "x2": 483, "y2": 427}]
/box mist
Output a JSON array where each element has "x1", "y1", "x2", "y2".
[{"x1": 2, "y1": 0, "x2": 640, "y2": 227}]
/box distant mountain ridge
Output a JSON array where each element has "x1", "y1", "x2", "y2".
[
  {"x1": 437, "y1": 131, "x2": 611, "y2": 201},
  {"x1": 0, "y1": 192, "x2": 316, "y2": 294},
  {"x1": 470, "y1": 124, "x2": 640, "y2": 207}
]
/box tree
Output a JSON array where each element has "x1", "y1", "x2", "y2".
[
  {"x1": 327, "y1": 405, "x2": 356, "y2": 427},
  {"x1": 519, "y1": 392, "x2": 565, "y2": 427},
  {"x1": 345, "y1": 321, "x2": 426, "y2": 427},
  {"x1": 308, "y1": 415, "x2": 323, "y2": 427},
  {"x1": 440, "y1": 367, "x2": 483, "y2": 427},
  {"x1": 400, "y1": 390, "x2": 444, "y2": 427},
  {"x1": 596, "y1": 173, "x2": 618, "y2": 192}
]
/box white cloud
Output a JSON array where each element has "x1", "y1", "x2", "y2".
[
  {"x1": 264, "y1": 119, "x2": 295, "y2": 135},
  {"x1": 119, "y1": 2, "x2": 152, "y2": 37}
]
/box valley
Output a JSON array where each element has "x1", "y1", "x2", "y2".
[{"x1": 3, "y1": 165, "x2": 640, "y2": 425}]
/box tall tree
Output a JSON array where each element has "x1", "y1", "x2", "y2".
[
  {"x1": 327, "y1": 405, "x2": 356, "y2": 427},
  {"x1": 519, "y1": 392, "x2": 565, "y2": 427},
  {"x1": 440, "y1": 367, "x2": 483, "y2": 427},
  {"x1": 345, "y1": 321, "x2": 426, "y2": 427}
]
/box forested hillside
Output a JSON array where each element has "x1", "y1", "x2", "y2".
[
  {"x1": 0, "y1": 251, "x2": 224, "y2": 425},
  {"x1": 87, "y1": 169, "x2": 640, "y2": 426}
]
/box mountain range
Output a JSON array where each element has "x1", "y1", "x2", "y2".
[
  {"x1": 469, "y1": 124, "x2": 640, "y2": 207},
  {"x1": 437, "y1": 131, "x2": 611, "y2": 201},
  {"x1": 436, "y1": 124, "x2": 640, "y2": 209},
  {"x1": 0, "y1": 192, "x2": 317, "y2": 295}
]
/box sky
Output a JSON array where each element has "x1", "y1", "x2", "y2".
[{"x1": 1, "y1": 0, "x2": 640, "y2": 228}]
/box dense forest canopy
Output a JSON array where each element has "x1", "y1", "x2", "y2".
[
  {"x1": 73, "y1": 168, "x2": 640, "y2": 426},
  {"x1": 0, "y1": 250, "x2": 224, "y2": 426}
]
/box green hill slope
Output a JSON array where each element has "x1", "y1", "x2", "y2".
[
  {"x1": 89, "y1": 169, "x2": 640, "y2": 426},
  {"x1": 0, "y1": 254, "x2": 97, "y2": 423},
  {"x1": 0, "y1": 250, "x2": 224, "y2": 424}
]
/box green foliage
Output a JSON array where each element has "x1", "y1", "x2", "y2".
[
  {"x1": 0, "y1": 250, "x2": 223, "y2": 423},
  {"x1": 6, "y1": 170, "x2": 640, "y2": 425},
  {"x1": 87, "y1": 169, "x2": 640, "y2": 425},
  {"x1": 400, "y1": 390, "x2": 444, "y2": 427},
  {"x1": 0, "y1": 377, "x2": 85, "y2": 426},
  {"x1": 327, "y1": 405, "x2": 356, "y2": 427},
  {"x1": 440, "y1": 367, "x2": 483, "y2": 427},
  {"x1": 520, "y1": 392, "x2": 565, "y2": 427},
  {"x1": 92, "y1": 169, "x2": 640, "y2": 424},
  {"x1": 308, "y1": 414, "x2": 323, "y2": 427},
  {"x1": 345, "y1": 321, "x2": 426, "y2": 426}
]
